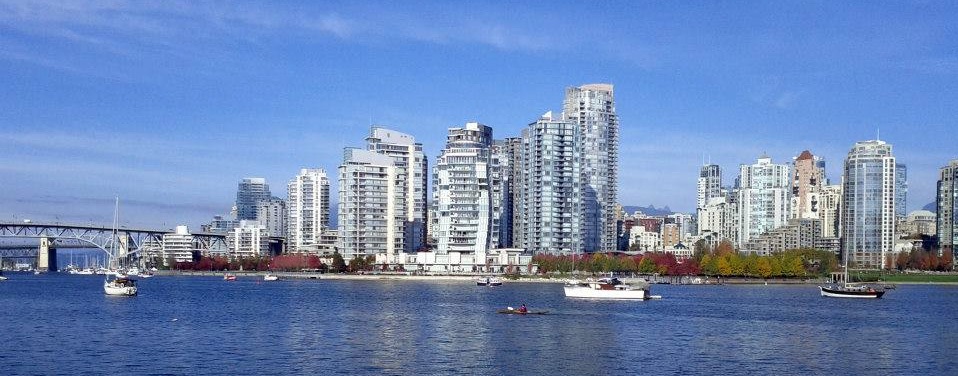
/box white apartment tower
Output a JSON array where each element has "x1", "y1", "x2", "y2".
[
  {"x1": 520, "y1": 112, "x2": 582, "y2": 254},
  {"x1": 433, "y1": 122, "x2": 495, "y2": 259},
  {"x1": 737, "y1": 155, "x2": 791, "y2": 245},
  {"x1": 841, "y1": 140, "x2": 897, "y2": 269},
  {"x1": 697, "y1": 164, "x2": 722, "y2": 210},
  {"x1": 339, "y1": 149, "x2": 403, "y2": 260},
  {"x1": 287, "y1": 168, "x2": 330, "y2": 253},
  {"x1": 820, "y1": 184, "x2": 843, "y2": 238},
  {"x1": 563, "y1": 84, "x2": 618, "y2": 253},
  {"x1": 366, "y1": 127, "x2": 428, "y2": 253}
]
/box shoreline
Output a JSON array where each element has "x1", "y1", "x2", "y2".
[{"x1": 149, "y1": 271, "x2": 958, "y2": 285}]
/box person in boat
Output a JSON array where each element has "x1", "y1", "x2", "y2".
[{"x1": 518, "y1": 304, "x2": 528, "y2": 313}]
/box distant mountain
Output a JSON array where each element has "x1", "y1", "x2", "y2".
[
  {"x1": 622, "y1": 205, "x2": 674, "y2": 216},
  {"x1": 922, "y1": 202, "x2": 936, "y2": 213}
]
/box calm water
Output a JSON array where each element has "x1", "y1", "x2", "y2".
[{"x1": 1, "y1": 273, "x2": 957, "y2": 375}]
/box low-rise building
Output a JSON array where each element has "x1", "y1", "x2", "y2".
[
  {"x1": 227, "y1": 220, "x2": 270, "y2": 258},
  {"x1": 162, "y1": 225, "x2": 197, "y2": 264}
]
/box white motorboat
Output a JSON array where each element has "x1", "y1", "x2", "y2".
[
  {"x1": 104, "y1": 276, "x2": 137, "y2": 296},
  {"x1": 75, "y1": 268, "x2": 95, "y2": 275},
  {"x1": 564, "y1": 277, "x2": 656, "y2": 300},
  {"x1": 476, "y1": 276, "x2": 503, "y2": 286},
  {"x1": 263, "y1": 274, "x2": 279, "y2": 281}
]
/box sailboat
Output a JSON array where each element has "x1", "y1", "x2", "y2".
[{"x1": 103, "y1": 197, "x2": 137, "y2": 296}]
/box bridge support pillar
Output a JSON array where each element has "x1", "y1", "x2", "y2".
[
  {"x1": 118, "y1": 233, "x2": 130, "y2": 266},
  {"x1": 38, "y1": 237, "x2": 57, "y2": 272}
]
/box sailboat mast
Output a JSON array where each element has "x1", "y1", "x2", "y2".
[{"x1": 112, "y1": 197, "x2": 119, "y2": 270}]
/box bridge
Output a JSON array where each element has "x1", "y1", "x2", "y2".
[{"x1": 0, "y1": 222, "x2": 228, "y2": 272}]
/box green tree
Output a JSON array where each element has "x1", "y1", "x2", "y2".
[
  {"x1": 769, "y1": 256, "x2": 782, "y2": 277},
  {"x1": 331, "y1": 251, "x2": 346, "y2": 272},
  {"x1": 756, "y1": 257, "x2": 772, "y2": 279},
  {"x1": 744, "y1": 253, "x2": 759, "y2": 277},
  {"x1": 693, "y1": 240, "x2": 709, "y2": 261},
  {"x1": 701, "y1": 254, "x2": 717, "y2": 276},
  {"x1": 717, "y1": 256, "x2": 732, "y2": 277},
  {"x1": 729, "y1": 253, "x2": 745, "y2": 276},
  {"x1": 639, "y1": 257, "x2": 658, "y2": 274},
  {"x1": 786, "y1": 256, "x2": 804, "y2": 277}
]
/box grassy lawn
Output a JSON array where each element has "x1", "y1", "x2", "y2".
[{"x1": 853, "y1": 271, "x2": 958, "y2": 283}]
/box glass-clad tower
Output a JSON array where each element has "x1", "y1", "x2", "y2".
[
  {"x1": 841, "y1": 140, "x2": 897, "y2": 269},
  {"x1": 519, "y1": 112, "x2": 582, "y2": 254},
  {"x1": 563, "y1": 84, "x2": 618, "y2": 253}
]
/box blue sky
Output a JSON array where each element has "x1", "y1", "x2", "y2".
[{"x1": 1, "y1": 1, "x2": 956, "y2": 229}]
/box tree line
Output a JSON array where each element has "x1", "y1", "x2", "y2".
[{"x1": 533, "y1": 240, "x2": 838, "y2": 279}]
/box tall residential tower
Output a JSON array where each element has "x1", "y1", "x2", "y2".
[
  {"x1": 938, "y1": 160, "x2": 958, "y2": 258},
  {"x1": 366, "y1": 127, "x2": 428, "y2": 253},
  {"x1": 841, "y1": 140, "x2": 897, "y2": 269},
  {"x1": 432, "y1": 122, "x2": 495, "y2": 261},
  {"x1": 563, "y1": 84, "x2": 618, "y2": 253},
  {"x1": 286, "y1": 168, "x2": 330, "y2": 253}
]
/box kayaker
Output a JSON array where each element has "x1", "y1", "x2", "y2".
[{"x1": 518, "y1": 304, "x2": 528, "y2": 313}]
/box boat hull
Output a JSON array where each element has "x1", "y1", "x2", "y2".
[
  {"x1": 564, "y1": 285, "x2": 648, "y2": 300},
  {"x1": 104, "y1": 283, "x2": 137, "y2": 296},
  {"x1": 819, "y1": 286, "x2": 884, "y2": 299}
]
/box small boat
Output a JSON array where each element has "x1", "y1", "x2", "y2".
[
  {"x1": 139, "y1": 272, "x2": 154, "y2": 278},
  {"x1": 104, "y1": 276, "x2": 137, "y2": 296},
  {"x1": 497, "y1": 309, "x2": 547, "y2": 315},
  {"x1": 0, "y1": 270, "x2": 7, "y2": 281},
  {"x1": 564, "y1": 277, "x2": 653, "y2": 300},
  {"x1": 224, "y1": 274, "x2": 237, "y2": 281},
  {"x1": 476, "y1": 276, "x2": 503, "y2": 286},
  {"x1": 263, "y1": 274, "x2": 279, "y2": 281}
]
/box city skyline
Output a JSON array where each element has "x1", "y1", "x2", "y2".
[{"x1": 2, "y1": 1, "x2": 957, "y2": 228}]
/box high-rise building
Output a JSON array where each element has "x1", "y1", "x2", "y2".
[
  {"x1": 820, "y1": 184, "x2": 843, "y2": 238},
  {"x1": 937, "y1": 160, "x2": 958, "y2": 257},
  {"x1": 841, "y1": 140, "x2": 897, "y2": 269},
  {"x1": 563, "y1": 84, "x2": 618, "y2": 253},
  {"x1": 895, "y1": 163, "x2": 908, "y2": 219},
  {"x1": 235, "y1": 178, "x2": 271, "y2": 220},
  {"x1": 287, "y1": 168, "x2": 330, "y2": 253},
  {"x1": 255, "y1": 197, "x2": 287, "y2": 238},
  {"x1": 433, "y1": 122, "x2": 494, "y2": 260},
  {"x1": 339, "y1": 149, "x2": 403, "y2": 260},
  {"x1": 493, "y1": 137, "x2": 523, "y2": 248},
  {"x1": 697, "y1": 164, "x2": 722, "y2": 210},
  {"x1": 790, "y1": 150, "x2": 825, "y2": 220},
  {"x1": 366, "y1": 127, "x2": 428, "y2": 253},
  {"x1": 519, "y1": 112, "x2": 582, "y2": 254},
  {"x1": 737, "y1": 155, "x2": 790, "y2": 245}
]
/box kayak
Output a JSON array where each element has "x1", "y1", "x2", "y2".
[{"x1": 497, "y1": 309, "x2": 548, "y2": 315}]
